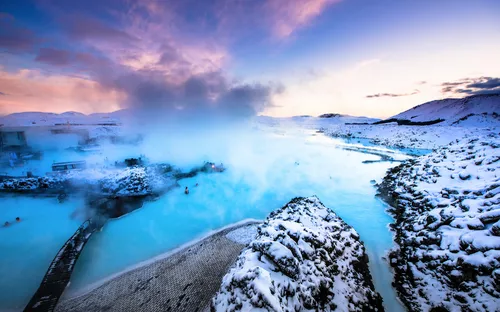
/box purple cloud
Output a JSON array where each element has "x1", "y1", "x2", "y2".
[
  {"x1": 441, "y1": 77, "x2": 500, "y2": 96},
  {"x1": 1, "y1": 1, "x2": 284, "y2": 120},
  {"x1": 63, "y1": 15, "x2": 138, "y2": 44},
  {"x1": 35, "y1": 47, "x2": 72, "y2": 66},
  {"x1": 366, "y1": 90, "x2": 420, "y2": 98},
  {"x1": 466, "y1": 77, "x2": 500, "y2": 90},
  {"x1": 0, "y1": 13, "x2": 38, "y2": 52}
]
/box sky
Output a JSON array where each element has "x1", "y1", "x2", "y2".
[{"x1": 0, "y1": 0, "x2": 499, "y2": 118}]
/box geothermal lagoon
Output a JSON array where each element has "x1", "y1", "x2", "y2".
[{"x1": 0, "y1": 124, "x2": 413, "y2": 311}]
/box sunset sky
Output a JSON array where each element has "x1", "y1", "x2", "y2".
[{"x1": 1, "y1": 0, "x2": 499, "y2": 118}]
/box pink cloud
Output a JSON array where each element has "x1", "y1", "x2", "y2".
[
  {"x1": 266, "y1": 0, "x2": 342, "y2": 38},
  {"x1": 109, "y1": 3, "x2": 228, "y2": 84},
  {"x1": 214, "y1": 0, "x2": 340, "y2": 39},
  {"x1": 0, "y1": 68, "x2": 125, "y2": 115}
]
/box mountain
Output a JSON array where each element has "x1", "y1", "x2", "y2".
[{"x1": 382, "y1": 94, "x2": 500, "y2": 126}]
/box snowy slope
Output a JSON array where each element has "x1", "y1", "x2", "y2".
[
  {"x1": 212, "y1": 196, "x2": 384, "y2": 312},
  {"x1": 387, "y1": 94, "x2": 500, "y2": 126},
  {"x1": 377, "y1": 134, "x2": 500, "y2": 311},
  {"x1": 0, "y1": 111, "x2": 122, "y2": 127}
]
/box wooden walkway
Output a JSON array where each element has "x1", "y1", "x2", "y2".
[{"x1": 24, "y1": 219, "x2": 100, "y2": 312}]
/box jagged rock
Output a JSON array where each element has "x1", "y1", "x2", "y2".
[
  {"x1": 212, "y1": 196, "x2": 384, "y2": 312},
  {"x1": 0, "y1": 163, "x2": 207, "y2": 196},
  {"x1": 491, "y1": 221, "x2": 500, "y2": 237},
  {"x1": 377, "y1": 134, "x2": 500, "y2": 312}
]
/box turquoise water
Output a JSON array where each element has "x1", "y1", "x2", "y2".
[
  {"x1": 0, "y1": 128, "x2": 407, "y2": 311},
  {"x1": 0, "y1": 197, "x2": 83, "y2": 311},
  {"x1": 343, "y1": 137, "x2": 433, "y2": 156}
]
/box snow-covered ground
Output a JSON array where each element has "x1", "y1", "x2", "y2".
[
  {"x1": 322, "y1": 124, "x2": 493, "y2": 150},
  {"x1": 378, "y1": 133, "x2": 500, "y2": 311},
  {"x1": 212, "y1": 196, "x2": 384, "y2": 311}
]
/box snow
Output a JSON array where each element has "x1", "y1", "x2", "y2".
[
  {"x1": 388, "y1": 94, "x2": 500, "y2": 126},
  {"x1": 0, "y1": 111, "x2": 122, "y2": 127},
  {"x1": 321, "y1": 123, "x2": 497, "y2": 151},
  {"x1": 0, "y1": 166, "x2": 177, "y2": 196},
  {"x1": 225, "y1": 224, "x2": 259, "y2": 244},
  {"x1": 378, "y1": 132, "x2": 500, "y2": 311},
  {"x1": 212, "y1": 197, "x2": 383, "y2": 312}
]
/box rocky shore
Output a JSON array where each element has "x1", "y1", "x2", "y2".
[
  {"x1": 377, "y1": 134, "x2": 500, "y2": 311},
  {"x1": 212, "y1": 196, "x2": 384, "y2": 311}
]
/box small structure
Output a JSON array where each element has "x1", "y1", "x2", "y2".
[
  {"x1": 0, "y1": 130, "x2": 27, "y2": 152},
  {"x1": 51, "y1": 160, "x2": 87, "y2": 172}
]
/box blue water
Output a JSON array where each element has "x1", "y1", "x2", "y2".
[
  {"x1": 0, "y1": 197, "x2": 83, "y2": 311},
  {"x1": 0, "y1": 128, "x2": 407, "y2": 311},
  {"x1": 344, "y1": 137, "x2": 432, "y2": 156}
]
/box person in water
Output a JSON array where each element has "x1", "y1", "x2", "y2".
[
  {"x1": 4, "y1": 221, "x2": 9, "y2": 227},
  {"x1": 16, "y1": 217, "x2": 21, "y2": 222},
  {"x1": 185, "y1": 187, "x2": 189, "y2": 195}
]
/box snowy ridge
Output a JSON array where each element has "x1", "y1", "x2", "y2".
[
  {"x1": 212, "y1": 196, "x2": 384, "y2": 312},
  {"x1": 378, "y1": 134, "x2": 500, "y2": 311},
  {"x1": 387, "y1": 94, "x2": 500, "y2": 126},
  {"x1": 0, "y1": 165, "x2": 176, "y2": 195}
]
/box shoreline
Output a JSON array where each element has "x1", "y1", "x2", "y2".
[{"x1": 59, "y1": 218, "x2": 261, "y2": 304}]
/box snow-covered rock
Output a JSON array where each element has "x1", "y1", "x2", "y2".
[
  {"x1": 212, "y1": 196, "x2": 384, "y2": 312},
  {"x1": 0, "y1": 165, "x2": 177, "y2": 196},
  {"x1": 0, "y1": 176, "x2": 66, "y2": 191},
  {"x1": 377, "y1": 133, "x2": 500, "y2": 311}
]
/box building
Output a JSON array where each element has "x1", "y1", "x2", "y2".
[{"x1": 0, "y1": 129, "x2": 28, "y2": 152}]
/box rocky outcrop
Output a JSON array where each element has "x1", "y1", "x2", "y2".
[
  {"x1": 378, "y1": 134, "x2": 500, "y2": 311},
  {"x1": 212, "y1": 196, "x2": 384, "y2": 312},
  {"x1": 0, "y1": 162, "x2": 214, "y2": 196}
]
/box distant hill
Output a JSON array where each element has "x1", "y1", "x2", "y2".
[
  {"x1": 380, "y1": 94, "x2": 500, "y2": 126},
  {"x1": 0, "y1": 111, "x2": 123, "y2": 127},
  {"x1": 318, "y1": 113, "x2": 348, "y2": 118}
]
